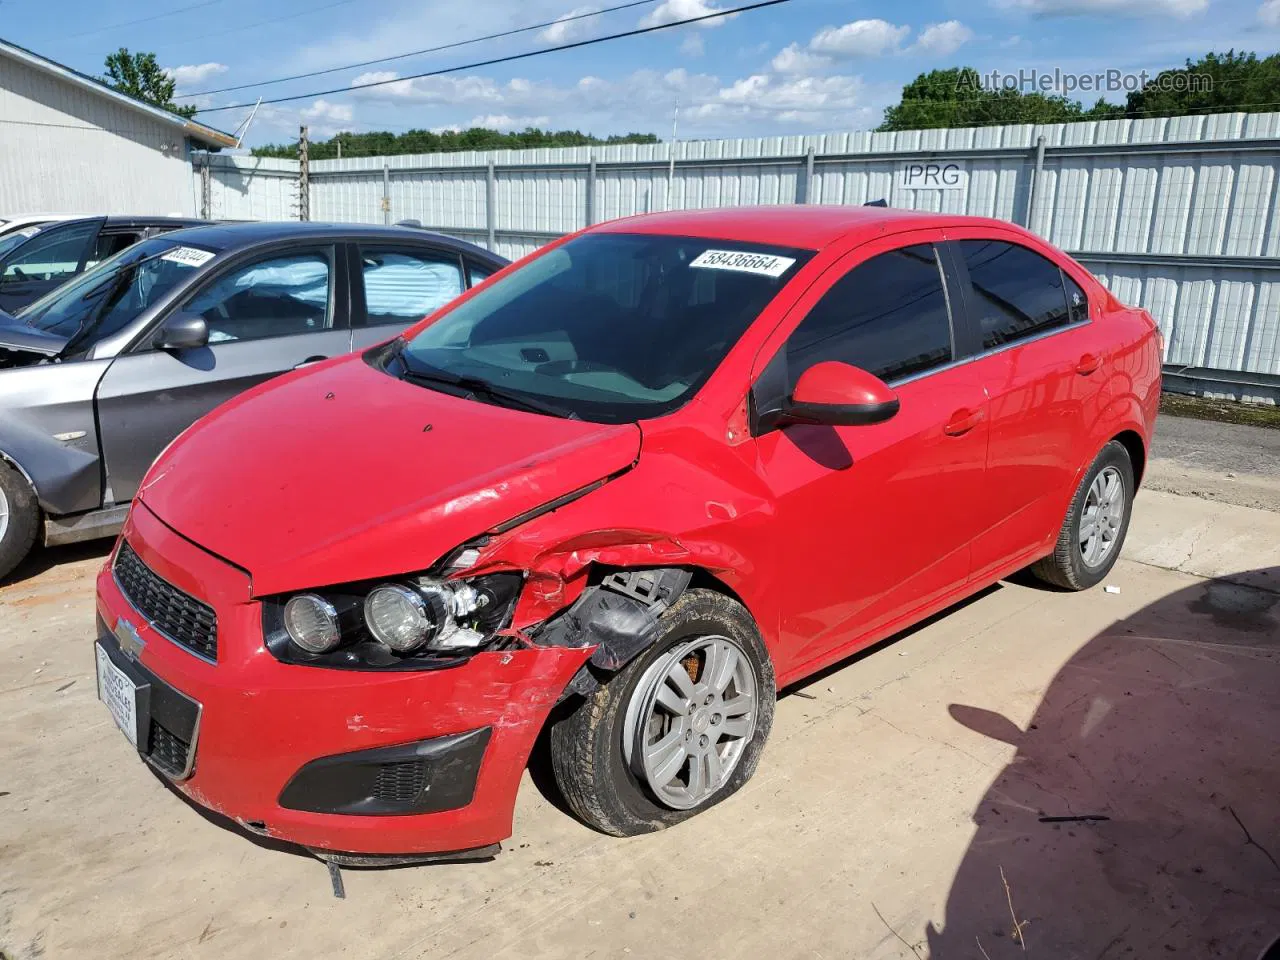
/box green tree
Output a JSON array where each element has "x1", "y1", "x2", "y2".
[
  {"x1": 1124, "y1": 51, "x2": 1280, "y2": 119},
  {"x1": 877, "y1": 68, "x2": 1121, "y2": 131},
  {"x1": 252, "y1": 126, "x2": 659, "y2": 160},
  {"x1": 100, "y1": 48, "x2": 196, "y2": 119}
]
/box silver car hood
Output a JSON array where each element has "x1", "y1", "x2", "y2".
[{"x1": 0, "y1": 312, "x2": 67, "y2": 357}]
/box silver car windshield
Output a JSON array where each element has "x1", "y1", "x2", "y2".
[{"x1": 20, "y1": 237, "x2": 214, "y2": 347}]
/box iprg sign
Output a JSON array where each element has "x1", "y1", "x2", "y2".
[{"x1": 897, "y1": 161, "x2": 968, "y2": 192}]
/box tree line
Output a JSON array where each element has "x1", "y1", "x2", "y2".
[{"x1": 251, "y1": 128, "x2": 661, "y2": 160}]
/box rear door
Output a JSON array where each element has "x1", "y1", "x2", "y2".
[
  {"x1": 752, "y1": 234, "x2": 991, "y2": 676},
  {"x1": 0, "y1": 218, "x2": 103, "y2": 312},
  {"x1": 944, "y1": 231, "x2": 1111, "y2": 581},
  {"x1": 94, "y1": 244, "x2": 352, "y2": 502},
  {"x1": 348, "y1": 241, "x2": 468, "y2": 351}
]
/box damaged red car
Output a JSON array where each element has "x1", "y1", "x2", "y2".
[{"x1": 94, "y1": 205, "x2": 1162, "y2": 863}]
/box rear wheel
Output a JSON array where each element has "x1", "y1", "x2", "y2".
[
  {"x1": 0, "y1": 460, "x2": 39, "y2": 582},
  {"x1": 549, "y1": 588, "x2": 774, "y2": 837},
  {"x1": 1032, "y1": 440, "x2": 1134, "y2": 591}
]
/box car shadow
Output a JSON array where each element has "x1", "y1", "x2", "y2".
[
  {"x1": 925, "y1": 567, "x2": 1280, "y2": 958},
  {"x1": 0, "y1": 539, "x2": 112, "y2": 587}
]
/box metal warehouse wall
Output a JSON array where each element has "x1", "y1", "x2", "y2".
[
  {"x1": 0, "y1": 59, "x2": 198, "y2": 216},
  {"x1": 201, "y1": 112, "x2": 1280, "y2": 397}
]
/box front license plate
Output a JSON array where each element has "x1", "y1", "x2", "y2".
[{"x1": 96, "y1": 642, "x2": 139, "y2": 747}]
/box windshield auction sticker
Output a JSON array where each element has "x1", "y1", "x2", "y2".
[
  {"x1": 160, "y1": 246, "x2": 215, "y2": 268},
  {"x1": 690, "y1": 249, "x2": 796, "y2": 278}
]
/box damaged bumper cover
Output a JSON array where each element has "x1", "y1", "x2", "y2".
[{"x1": 95, "y1": 503, "x2": 591, "y2": 857}]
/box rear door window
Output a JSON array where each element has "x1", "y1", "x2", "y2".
[
  {"x1": 87, "y1": 231, "x2": 143, "y2": 269},
  {"x1": 786, "y1": 243, "x2": 954, "y2": 384},
  {"x1": 358, "y1": 246, "x2": 465, "y2": 326},
  {"x1": 958, "y1": 240, "x2": 1079, "y2": 349}
]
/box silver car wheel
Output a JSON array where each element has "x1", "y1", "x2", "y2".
[
  {"x1": 0, "y1": 484, "x2": 9, "y2": 544},
  {"x1": 622, "y1": 634, "x2": 757, "y2": 811},
  {"x1": 1079, "y1": 465, "x2": 1125, "y2": 568}
]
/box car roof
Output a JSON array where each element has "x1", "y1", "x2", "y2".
[
  {"x1": 590, "y1": 205, "x2": 1019, "y2": 250},
  {"x1": 100, "y1": 216, "x2": 207, "y2": 229},
  {"x1": 163, "y1": 220, "x2": 503, "y2": 259}
]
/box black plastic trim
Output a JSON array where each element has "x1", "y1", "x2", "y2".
[{"x1": 278, "y1": 727, "x2": 492, "y2": 816}]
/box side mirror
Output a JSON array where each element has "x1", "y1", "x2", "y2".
[
  {"x1": 782, "y1": 361, "x2": 899, "y2": 427},
  {"x1": 155, "y1": 312, "x2": 209, "y2": 351}
]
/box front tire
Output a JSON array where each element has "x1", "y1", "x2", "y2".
[
  {"x1": 0, "y1": 459, "x2": 39, "y2": 582},
  {"x1": 1031, "y1": 440, "x2": 1134, "y2": 591},
  {"x1": 549, "y1": 588, "x2": 775, "y2": 837}
]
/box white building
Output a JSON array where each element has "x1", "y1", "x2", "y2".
[{"x1": 0, "y1": 38, "x2": 236, "y2": 217}]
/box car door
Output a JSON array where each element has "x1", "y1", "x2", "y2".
[
  {"x1": 348, "y1": 242, "x2": 468, "y2": 351},
  {"x1": 752, "y1": 235, "x2": 990, "y2": 677},
  {"x1": 0, "y1": 218, "x2": 103, "y2": 313},
  {"x1": 94, "y1": 244, "x2": 352, "y2": 503},
  {"x1": 944, "y1": 232, "x2": 1113, "y2": 582}
]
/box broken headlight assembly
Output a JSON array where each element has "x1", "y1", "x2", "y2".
[{"x1": 263, "y1": 572, "x2": 523, "y2": 670}]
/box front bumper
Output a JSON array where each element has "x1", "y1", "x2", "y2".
[{"x1": 95, "y1": 501, "x2": 590, "y2": 856}]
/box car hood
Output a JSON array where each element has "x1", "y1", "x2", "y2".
[
  {"x1": 136, "y1": 355, "x2": 642, "y2": 596},
  {"x1": 0, "y1": 311, "x2": 67, "y2": 357}
]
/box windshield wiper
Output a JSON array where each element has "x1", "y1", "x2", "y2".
[{"x1": 401, "y1": 368, "x2": 578, "y2": 420}]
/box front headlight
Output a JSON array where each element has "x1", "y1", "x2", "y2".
[{"x1": 263, "y1": 571, "x2": 523, "y2": 669}]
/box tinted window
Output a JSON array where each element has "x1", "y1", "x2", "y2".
[
  {"x1": 1064, "y1": 272, "x2": 1089, "y2": 325},
  {"x1": 87, "y1": 231, "x2": 142, "y2": 269},
  {"x1": 184, "y1": 252, "x2": 332, "y2": 343},
  {"x1": 2, "y1": 221, "x2": 98, "y2": 282},
  {"x1": 959, "y1": 240, "x2": 1074, "y2": 349},
  {"x1": 360, "y1": 246, "x2": 463, "y2": 326},
  {"x1": 468, "y1": 261, "x2": 494, "y2": 287},
  {"x1": 786, "y1": 244, "x2": 953, "y2": 384},
  {"x1": 395, "y1": 233, "x2": 811, "y2": 423}
]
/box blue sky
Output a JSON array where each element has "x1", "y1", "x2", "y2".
[{"x1": 4, "y1": 0, "x2": 1278, "y2": 147}]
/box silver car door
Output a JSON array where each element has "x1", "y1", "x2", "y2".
[
  {"x1": 348, "y1": 242, "x2": 466, "y2": 351},
  {"x1": 94, "y1": 244, "x2": 351, "y2": 503}
]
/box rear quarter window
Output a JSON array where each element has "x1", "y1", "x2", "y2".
[{"x1": 958, "y1": 240, "x2": 1079, "y2": 350}]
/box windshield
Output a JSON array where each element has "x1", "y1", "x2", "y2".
[
  {"x1": 391, "y1": 232, "x2": 811, "y2": 423},
  {"x1": 19, "y1": 237, "x2": 214, "y2": 348}
]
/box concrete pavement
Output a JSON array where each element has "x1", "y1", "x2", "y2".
[
  {"x1": 1148, "y1": 414, "x2": 1280, "y2": 513},
  {"x1": 0, "y1": 487, "x2": 1277, "y2": 959}
]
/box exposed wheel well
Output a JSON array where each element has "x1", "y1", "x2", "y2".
[{"x1": 1113, "y1": 430, "x2": 1147, "y2": 488}]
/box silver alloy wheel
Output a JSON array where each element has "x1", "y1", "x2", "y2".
[
  {"x1": 622, "y1": 634, "x2": 757, "y2": 811},
  {"x1": 1079, "y1": 465, "x2": 1125, "y2": 567},
  {"x1": 0, "y1": 484, "x2": 9, "y2": 544}
]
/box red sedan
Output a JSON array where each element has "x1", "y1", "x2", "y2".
[{"x1": 93, "y1": 205, "x2": 1162, "y2": 862}]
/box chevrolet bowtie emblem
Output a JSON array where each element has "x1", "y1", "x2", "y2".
[{"x1": 114, "y1": 617, "x2": 145, "y2": 660}]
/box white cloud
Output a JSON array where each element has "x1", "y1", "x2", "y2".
[
  {"x1": 911, "y1": 20, "x2": 974, "y2": 55},
  {"x1": 164, "y1": 62, "x2": 228, "y2": 88},
  {"x1": 539, "y1": 5, "x2": 597, "y2": 43},
  {"x1": 1000, "y1": 34, "x2": 1024, "y2": 47},
  {"x1": 996, "y1": 0, "x2": 1207, "y2": 17},
  {"x1": 680, "y1": 32, "x2": 705, "y2": 56},
  {"x1": 300, "y1": 99, "x2": 353, "y2": 124},
  {"x1": 1261, "y1": 0, "x2": 1280, "y2": 26},
  {"x1": 770, "y1": 43, "x2": 831, "y2": 73},
  {"x1": 343, "y1": 64, "x2": 867, "y2": 133},
  {"x1": 641, "y1": 0, "x2": 738, "y2": 29},
  {"x1": 468, "y1": 113, "x2": 552, "y2": 129},
  {"x1": 810, "y1": 19, "x2": 911, "y2": 58}
]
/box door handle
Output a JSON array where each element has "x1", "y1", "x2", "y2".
[
  {"x1": 943, "y1": 408, "x2": 985, "y2": 437},
  {"x1": 293, "y1": 355, "x2": 328, "y2": 370},
  {"x1": 1076, "y1": 353, "x2": 1101, "y2": 375}
]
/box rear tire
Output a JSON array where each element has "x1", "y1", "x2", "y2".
[
  {"x1": 0, "y1": 459, "x2": 39, "y2": 582},
  {"x1": 1031, "y1": 440, "x2": 1134, "y2": 591},
  {"x1": 549, "y1": 588, "x2": 775, "y2": 837}
]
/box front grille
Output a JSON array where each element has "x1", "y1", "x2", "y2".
[
  {"x1": 373, "y1": 761, "x2": 426, "y2": 803},
  {"x1": 114, "y1": 542, "x2": 218, "y2": 661},
  {"x1": 147, "y1": 720, "x2": 192, "y2": 778}
]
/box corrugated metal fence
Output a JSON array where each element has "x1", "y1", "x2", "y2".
[{"x1": 198, "y1": 112, "x2": 1280, "y2": 398}]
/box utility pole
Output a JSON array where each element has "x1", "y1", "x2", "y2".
[
  {"x1": 199, "y1": 153, "x2": 211, "y2": 220},
  {"x1": 336, "y1": 135, "x2": 342, "y2": 160},
  {"x1": 666, "y1": 97, "x2": 679, "y2": 211},
  {"x1": 298, "y1": 124, "x2": 310, "y2": 222}
]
